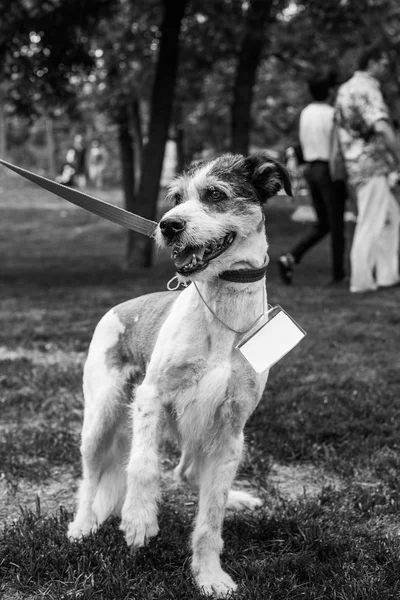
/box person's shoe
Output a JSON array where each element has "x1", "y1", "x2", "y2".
[
  {"x1": 277, "y1": 254, "x2": 294, "y2": 284},
  {"x1": 350, "y1": 286, "x2": 377, "y2": 293}
]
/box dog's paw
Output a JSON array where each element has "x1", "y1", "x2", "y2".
[
  {"x1": 197, "y1": 569, "x2": 237, "y2": 598},
  {"x1": 67, "y1": 514, "x2": 98, "y2": 540},
  {"x1": 120, "y1": 507, "x2": 159, "y2": 548},
  {"x1": 226, "y1": 490, "x2": 262, "y2": 511}
]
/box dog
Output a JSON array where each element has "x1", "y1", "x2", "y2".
[{"x1": 68, "y1": 152, "x2": 292, "y2": 597}]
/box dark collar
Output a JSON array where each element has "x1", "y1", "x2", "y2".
[{"x1": 219, "y1": 263, "x2": 268, "y2": 283}]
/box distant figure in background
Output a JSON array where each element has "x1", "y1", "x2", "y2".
[
  {"x1": 66, "y1": 134, "x2": 87, "y2": 189},
  {"x1": 278, "y1": 73, "x2": 348, "y2": 286},
  {"x1": 335, "y1": 43, "x2": 400, "y2": 293},
  {"x1": 284, "y1": 145, "x2": 303, "y2": 198},
  {"x1": 87, "y1": 139, "x2": 108, "y2": 190},
  {"x1": 56, "y1": 162, "x2": 76, "y2": 187}
]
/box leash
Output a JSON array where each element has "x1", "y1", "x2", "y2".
[{"x1": 0, "y1": 159, "x2": 158, "y2": 238}]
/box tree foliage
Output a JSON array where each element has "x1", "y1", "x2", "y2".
[
  {"x1": 1, "y1": 0, "x2": 399, "y2": 267},
  {"x1": 0, "y1": 0, "x2": 115, "y2": 118},
  {"x1": 273, "y1": 0, "x2": 400, "y2": 121}
]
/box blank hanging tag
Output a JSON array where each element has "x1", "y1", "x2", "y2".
[{"x1": 237, "y1": 305, "x2": 306, "y2": 373}]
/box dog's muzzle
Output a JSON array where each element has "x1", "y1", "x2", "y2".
[{"x1": 159, "y1": 216, "x2": 236, "y2": 276}]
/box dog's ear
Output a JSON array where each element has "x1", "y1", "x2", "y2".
[{"x1": 244, "y1": 152, "x2": 292, "y2": 203}]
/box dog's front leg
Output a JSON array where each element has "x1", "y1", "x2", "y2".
[
  {"x1": 120, "y1": 381, "x2": 161, "y2": 548},
  {"x1": 192, "y1": 433, "x2": 244, "y2": 598}
]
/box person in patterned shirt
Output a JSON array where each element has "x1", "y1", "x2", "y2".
[{"x1": 335, "y1": 44, "x2": 400, "y2": 293}]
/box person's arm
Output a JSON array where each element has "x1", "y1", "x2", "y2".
[
  {"x1": 375, "y1": 119, "x2": 400, "y2": 168},
  {"x1": 66, "y1": 148, "x2": 75, "y2": 164},
  {"x1": 298, "y1": 108, "x2": 306, "y2": 156}
]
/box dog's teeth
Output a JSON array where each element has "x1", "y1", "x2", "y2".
[{"x1": 176, "y1": 232, "x2": 234, "y2": 273}]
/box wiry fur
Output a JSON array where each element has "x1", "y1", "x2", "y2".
[{"x1": 68, "y1": 152, "x2": 291, "y2": 597}]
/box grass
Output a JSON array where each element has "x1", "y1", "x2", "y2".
[{"x1": 1, "y1": 173, "x2": 400, "y2": 598}]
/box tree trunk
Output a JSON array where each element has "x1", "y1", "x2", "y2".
[
  {"x1": 0, "y1": 84, "x2": 7, "y2": 160},
  {"x1": 127, "y1": 0, "x2": 188, "y2": 268},
  {"x1": 175, "y1": 122, "x2": 185, "y2": 174},
  {"x1": 231, "y1": 0, "x2": 272, "y2": 156},
  {"x1": 45, "y1": 115, "x2": 56, "y2": 177},
  {"x1": 129, "y1": 96, "x2": 143, "y2": 195},
  {"x1": 118, "y1": 103, "x2": 136, "y2": 267},
  {"x1": 174, "y1": 104, "x2": 186, "y2": 173},
  {"x1": 125, "y1": 97, "x2": 144, "y2": 269}
]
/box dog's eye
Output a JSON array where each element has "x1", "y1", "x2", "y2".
[
  {"x1": 173, "y1": 193, "x2": 182, "y2": 206},
  {"x1": 208, "y1": 188, "x2": 225, "y2": 201}
]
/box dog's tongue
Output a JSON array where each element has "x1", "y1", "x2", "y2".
[{"x1": 174, "y1": 246, "x2": 205, "y2": 268}]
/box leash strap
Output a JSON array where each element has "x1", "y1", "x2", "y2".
[
  {"x1": 0, "y1": 159, "x2": 158, "y2": 238},
  {"x1": 219, "y1": 263, "x2": 268, "y2": 283}
]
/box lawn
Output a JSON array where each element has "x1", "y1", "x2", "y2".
[{"x1": 1, "y1": 172, "x2": 400, "y2": 599}]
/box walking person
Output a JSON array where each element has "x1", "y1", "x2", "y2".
[
  {"x1": 66, "y1": 134, "x2": 88, "y2": 189},
  {"x1": 334, "y1": 43, "x2": 400, "y2": 293},
  {"x1": 87, "y1": 138, "x2": 108, "y2": 190},
  {"x1": 278, "y1": 73, "x2": 348, "y2": 286}
]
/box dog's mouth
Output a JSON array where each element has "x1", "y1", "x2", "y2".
[{"x1": 171, "y1": 232, "x2": 236, "y2": 275}]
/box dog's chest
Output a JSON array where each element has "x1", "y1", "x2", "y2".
[
  {"x1": 161, "y1": 349, "x2": 264, "y2": 447},
  {"x1": 142, "y1": 286, "x2": 266, "y2": 437},
  {"x1": 153, "y1": 326, "x2": 235, "y2": 397},
  {"x1": 150, "y1": 323, "x2": 264, "y2": 433}
]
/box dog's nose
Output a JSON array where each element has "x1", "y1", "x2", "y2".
[{"x1": 159, "y1": 217, "x2": 186, "y2": 239}]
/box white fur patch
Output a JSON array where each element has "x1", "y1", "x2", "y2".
[
  {"x1": 255, "y1": 161, "x2": 275, "y2": 174},
  {"x1": 226, "y1": 490, "x2": 262, "y2": 511},
  {"x1": 188, "y1": 160, "x2": 215, "y2": 191},
  {"x1": 83, "y1": 309, "x2": 126, "y2": 410},
  {"x1": 88, "y1": 309, "x2": 125, "y2": 360}
]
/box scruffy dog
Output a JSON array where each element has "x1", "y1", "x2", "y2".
[{"x1": 68, "y1": 152, "x2": 291, "y2": 597}]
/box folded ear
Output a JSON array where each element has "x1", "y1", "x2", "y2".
[{"x1": 244, "y1": 152, "x2": 292, "y2": 203}]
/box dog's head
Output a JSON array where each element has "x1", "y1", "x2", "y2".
[{"x1": 156, "y1": 152, "x2": 291, "y2": 281}]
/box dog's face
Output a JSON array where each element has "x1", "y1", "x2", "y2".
[{"x1": 156, "y1": 152, "x2": 291, "y2": 281}]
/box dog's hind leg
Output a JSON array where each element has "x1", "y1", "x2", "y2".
[
  {"x1": 68, "y1": 375, "x2": 130, "y2": 539},
  {"x1": 68, "y1": 311, "x2": 132, "y2": 540},
  {"x1": 192, "y1": 433, "x2": 244, "y2": 598},
  {"x1": 176, "y1": 452, "x2": 261, "y2": 508},
  {"x1": 174, "y1": 449, "x2": 200, "y2": 490}
]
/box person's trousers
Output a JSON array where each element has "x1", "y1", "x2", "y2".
[
  {"x1": 289, "y1": 161, "x2": 347, "y2": 281},
  {"x1": 350, "y1": 175, "x2": 400, "y2": 293}
]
